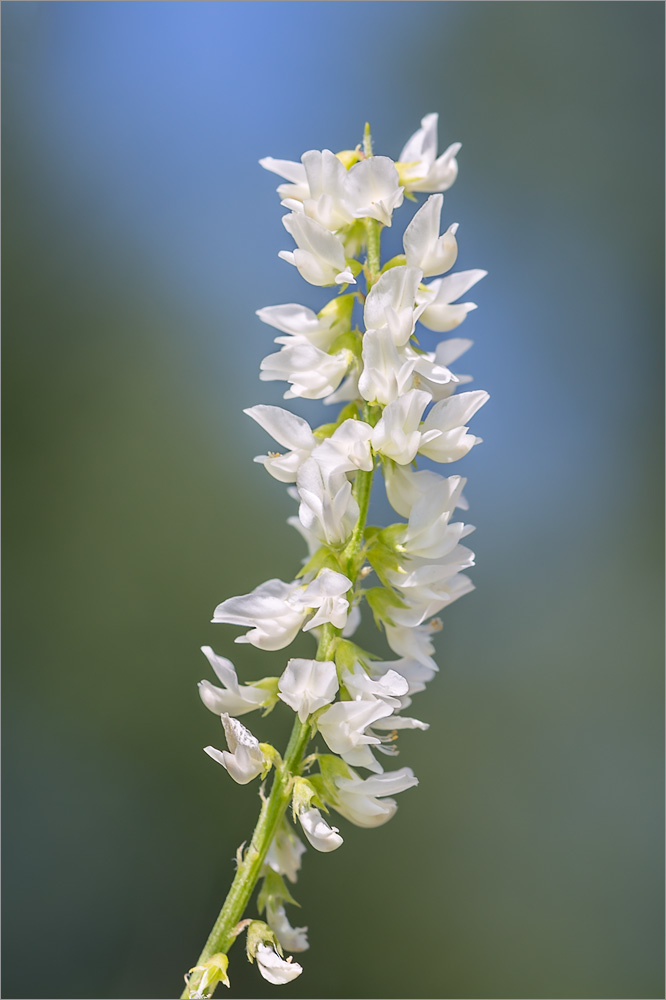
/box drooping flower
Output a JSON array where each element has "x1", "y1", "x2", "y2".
[
  {"x1": 331, "y1": 767, "x2": 418, "y2": 828},
  {"x1": 204, "y1": 714, "x2": 265, "y2": 785},
  {"x1": 300, "y1": 568, "x2": 352, "y2": 631},
  {"x1": 212, "y1": 579, "x2": 308, "y2": 651},
  {"x1": 403, "y1": 193, "x2": 458, "y2": 277},
  {"x1": 371, "y1": 388, "x2": 431, "y2": 465},
  {"x1": 344, "y1": 155, "x2": 404, "y2": 226},
  {"x1": 397, "y1": 112, "x2": 461, "y2": 193},
  {"x1": 279, "y1": 212, "x2": 355, "y2": 286},
  {"x1": 278, "y1": 658, "x2": 339, "y2": 723},
  {"x1": 244, "y1": 404, "x2": 316, "y2": 483},
  {"x1": 255, "y1": 943, "x2": 303, "y2": 985},
  {"x1": 265, "y1": 822, "x2": 307, "y2": 884},
  {"x1": 418, "y1": 268, "x2": 487, "y2": 332},
  {"x1": 364, "y1": 265, "x2": 424, "y2": 347},
  {"x1": 296, "y1": 457, "x2": 359, "y2": 546},
  {"x1": 297, "y1": 806, "x2": 344, "y2": 852},
  {"x1": 316, "y1": 698, "x2": 394, "y2": 767},
  {"x1": 265, "y1": 900, "x2": 309, "y2": 953},
  {"x1": 259, "y1": 342, "x2": 352, "y2": 400},
  {"x1": 418, "y1": 389, "x2": 489, "y2": 463},
  {"x1": 198, "y1": 646, "x2": 273, "y2": 716}
]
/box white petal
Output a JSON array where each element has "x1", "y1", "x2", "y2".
[
  {"x1": 298, "y1": 807, "x2": 343, "y2": 852},
  {"x1": 255, "y1": 944, "x2": 303, "y2": 985},
  {"x1": 278, "y1": 658, "x2": 338, "y2": 723},
  {"x1": 244, "y1": 404, "x2": 315, "y2": 453}
]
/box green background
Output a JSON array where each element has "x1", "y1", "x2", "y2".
[{"x1": 2, "y1": 3, "x2": 664, "y2": 998}]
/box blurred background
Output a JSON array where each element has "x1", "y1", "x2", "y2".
[{"x1": 2, "y1": 3, "x2": 663, "y2": 998}]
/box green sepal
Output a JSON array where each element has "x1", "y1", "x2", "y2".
[
  {"x1": 364, "y1": 587, "x2": 409, "y2": 629},
  {"x1": 295, "y1": 545, "x2": 345, "y2": 580},
  {"x1": 334, "y1": 638, "x2": 377, "y2": 674},
  {"x1": 257, "y1": 870, "x2": 299, "y2": 915},
  {"x1": 318, "y1": 292, "x2": 355, "y2": 327},
  {"x1": 365, "y1": 543, "x2": 404, "y2": 589},
  {"x1": 252, "y1": 677, "x2": 280, "y2": 716},
  {"x1": 380, "y1": 254, "x2": 407, "y2": 273},
  {"x1": 291, "y1": 776, "x2": 325, "y2": 822},
  {"x1": 246, "y1": 920, "x2": 279, "y2": 962},
  {"x1": 335, "y1": 149, "x2": 361, "y2": 170},
  {"x1": 186, "y1": 952, "x2": 230, "y2": 995},
  {"x1": 328, "y1": 328, "x2": 362, "y2": 358},
  {"x1": 363, "y1": 402, "x2": 383, "y2": 428},
  {"x1": 258, "y1": 743, "x2": 281, "y2": 780},
  {"x1": 309, "y1": 755, "x2": 354, "y2": 810},
  {"x1": 313, "y1": 402, "x2": 363, "y2": 441},
  {"x1": 319, "y1": 753, "x2": 353, "y2": 781}
]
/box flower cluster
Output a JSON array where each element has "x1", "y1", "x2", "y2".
[{"x1": 189, "y1": 114, "x2": 487, "y2": 994}]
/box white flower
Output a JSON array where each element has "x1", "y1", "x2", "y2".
[
  {"x1": 256, "y1": 303, "x2": 341, "y2": 352},
  {"x1": 265, "y1": 823, "x2": 306, "y2": 884},
  {"x1": 265, "y1": 901, "x2": 309, "y2": 953},
  {"x1": 418, "y1": 269, "x2": 487, "y2": 332},
  {"x1": 323, "y1": 369, "x2": 360, "y2": 406},
  {"x1": 259, "y1": 156, "x2": 309, "y2": 202},
  {"x1": 418, "y1": 390, "x2": 489, "y2": 463},
  {"x1": 255, "y1": 943, "x2": 303, "y2": 985},
  {"x1": 385, "y1": 618, "x2": 442, "y2": 666},
  {"x1": 244, "y1": 404, "x2": 315, "y2": 483},
  {"x1": 384, "y1": 461, "x2": 455, "y2": 518},
  {"x1": 366, "y1": 657, "x2": 438, "y2": 696},
  {"x1": 364, "y1": 265, "x2": 424, "y2": 347},
  {"x1": 311, "y1": 418, "x2": 374, "y2": 476},
  {"x1": 341, "y1": 662, "x2": 408, "y2": 709},
  {"x1": 204, "y1": 714, "x2": 264, "y2": 785},
  {"x1": 403, "y1": 194, "x2": 458, "y2": 277},
  {"x1": 317, "y1": 698, "x2": 394, "y2": 757},
  {"x1": 410, "y1": 338, "x2": 471, "y2": 402},
  {"x1": 371, "y1": 388, "x2": 431, "y2": 465},
  {"x1": 198, "y1": 646, "x2": 270, "y2": 716},
  {"x1": 259, "y1": 343, "x2": 351, "y2": 400},
  {"x1": 299, "y1": 148, "x2": 354, "y2": 230},
  {"x1": 358, "y1": 327, "x2": 416, "y2": 405},
  {"x1": 344, "y1": 155, "x2": 404, "y2": 226},
  {"x1": 332, "y1": 767, "x2": 418, "y2": 828},
  {"x1": 402, "y1": 475, "x2": 468, "y2": 559},
  {"x1": 279, "y1": 212, "x2": 355, "y2": 286},
  {"x1": 297, "y1": 457, "x2": 359, "y2": 546},
  {"x1": 212, "y1": 578, "x2": 307, "y2": 651},
  {"x1": 278, "y1": 658, "x2": 339, "y2": 723},
  {"x1": 397, "y1": 113, "x2": 461, "y2": 193},
  {"x1": 298, "y1": 806, "x2": 343, "y2": 852},
  {"x1": 389, "y1": 567, "x2": 476, "y2": 627},
  {"x1": 300, "y1": 568, "x2": 352, "y2": 631}
]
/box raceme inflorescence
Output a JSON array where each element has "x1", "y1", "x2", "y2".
[{"x1": 182, "y1": 114, "x2": 488, "y2": 998}]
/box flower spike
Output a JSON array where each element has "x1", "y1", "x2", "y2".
[{"x1": 182, "y1": 115, "x2": 488, "y2": 997}]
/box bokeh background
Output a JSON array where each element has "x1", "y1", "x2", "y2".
[{"x1": 2, "y1": 3, "x2": 663, "y2": 999}]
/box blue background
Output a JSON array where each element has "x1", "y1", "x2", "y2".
[{"x1": 3, "y1": 3, "x2": 664, "y2": 998}]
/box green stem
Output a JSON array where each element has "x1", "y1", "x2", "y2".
[{"x1": 365, "y1": 219, "x2": 381, "y2": 291}]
